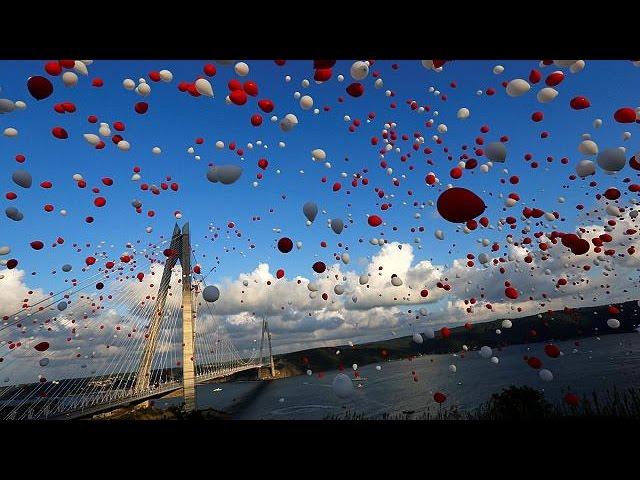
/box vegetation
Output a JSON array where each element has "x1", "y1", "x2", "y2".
[
  {"x1": 327, "y1": 385, "x2": 640, "y2": 420},
  {"x1": 274, "y1": 300, "x2": 640, "y2": 377}
]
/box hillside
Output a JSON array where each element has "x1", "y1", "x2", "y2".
[{"x1": 271, "y1": 301, "x2": 640, "y2": 376}]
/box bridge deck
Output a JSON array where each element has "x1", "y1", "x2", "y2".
[{"x1": 51, "y1": 363, "x2": 264, "y2": 420}]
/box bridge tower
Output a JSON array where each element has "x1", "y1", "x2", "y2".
[
  {"x1": 257, "y1": 316, "x2": 275, "y2": 379},
  {"x1": 133, "y1": 223, "x2": 197, "y2": 412}
]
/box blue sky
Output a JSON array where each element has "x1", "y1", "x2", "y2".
[{"x1": 1, "y1": 59, "x2": 638, "y2": 298}]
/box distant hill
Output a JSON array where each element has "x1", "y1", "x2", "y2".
[{"x1": 272, "y1": 300, "x2": 640, "y2": 377}]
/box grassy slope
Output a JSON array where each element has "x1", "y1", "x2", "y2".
[{"x1": 273, "y1": 300, "x2": 640, "y2": 376}]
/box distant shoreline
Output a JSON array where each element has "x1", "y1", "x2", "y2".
[{"x1": 267, "y1": 300, "x2": 640, "y2": 380}]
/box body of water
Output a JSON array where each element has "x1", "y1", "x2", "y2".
[{"x1": 158, "y1": 332, "x2": 640, "y2": 419}]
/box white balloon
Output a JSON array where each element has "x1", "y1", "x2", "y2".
[
  {"x1": 424, "y1": 327, "x2": 435, "y2": 339},
  {"x1": 202, "y1": 285, "x2": 220, "y2": 302},
  {"x1": 607, "y1": 318, "x2": 620, "y2": 329},
  {"x1": 539, "y1": 369, "x2": 554, "y2": 382},
  {"x1": 123, "y1": 78, "x2": 135, "y2": 90},
  {"x1": 117, "y1": 140, "x2": 131, "y2": 151},
  {"x1": 83, "y1": 133, "x2": 100, "y2": 145},
  {"x1": 448, "y1": 364, "x2": 457, "y2": 373},
  {"x1": 62, "y1": 71, "x2": 78, "y2": 87},
  {"x1": 311, "y1": 149, "x2": 326, "y2": 161},
  {"x1": 501, "y1": 319, "x2": 513, "y2": 329},
  {"x1": 569, "y1": 60, "x2": 585, "y2": 73},
  {"x1": 137, "y1": 83, "x2": 151, "y2": 96},
  {"x1": 280, "y1": 114, "x2": 298, "y2": 132},
  {"x1": 576, "y1": 159, "x2": 595, "y2": 177},
  {"x1": 479, "y1": 346, "x2": 493, "y2": 359},
  {"x1": 159, "y1": 70, "x2": 173, "y2": 82},
  {"x1": 537, "y1": 87, "x2": 558, "y2": 103},
  {"x1": 578, "y1": 140, "x2": 598, "y2": 156},
  {"x1": 391, "y1": 276, "x2": 403, "y2": 287},
  {"x1": 413, "y1": 333, "x2": 423, "y2": 344},
  {"x1": 350, "y1": 61, "x2": 369, "y2": 80},
  {"x1": 195, "y1": 78, "x2": 214, "y2": 97},
  {"x1": 299, "y1": 95, "x2": 313, "y2": 110},
  {"x1": 597, "y1": 148, "x2": 626, "y2": 172},
  {"x1": 3, "y1": 127, "x2": 18, "y2": 137},
  {"x1": 457, "y1": 107, "x2": 470, "y2": 119},
  {"x1": 493, "y1": 65, "x2": 504, "y2": 74},
  {"x1": 332, "y1": 373, "x2": 354, "y2": 399},
  {"x1": 234, "y1": 62, "x2": 249, "y2": 76},
  {"x1": 73, "y1": 60, "x2": 88, "y2": 76},
  {"x1": 506, "y1": 79, "x2": 530, "y2": 97}
]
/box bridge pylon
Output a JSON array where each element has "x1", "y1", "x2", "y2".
[
  {"x1": 257, "y1": 316, "x2": 275, "y2": 379},
  {"x1": 133, "y1": 222, "x2": 196, "y2": 412}
]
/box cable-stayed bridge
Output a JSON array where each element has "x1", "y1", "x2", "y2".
[{"x1": 0, "y1": 223, "x2": 275, "y2": 420}]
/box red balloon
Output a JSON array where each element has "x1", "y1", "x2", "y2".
[
  {"x1": 52, "y1": 127, "x2": 68, "y2": 139},
  {"x1": 604, "y1": 188, "x2": 620, "y2": 200},
  {"x1": 243, "y1": 81, "x2": 259, "y2": 96},
  {"x1": 135, "y1": 102, "x2": 149, "y2": 114},
  {"x1": 437, "y1": 187, "x2": 486, "y2": 223},
  {"x1": 101, "y1": 177, "x2": 113, "y2": 186},
  {"x1": 544, "y1": 344, "x2": 560, "y2": 358},
  {"x1": 527, "y1": 356, "x2": 542, "y2": 369},
  {"x1": 137, "y1": 272, "x2": 145, "y2": 282},
  {"x1": 228, "y1": 79, "x2": 243, "y2": 91},
  {"x1": 368, "y1": 215, "x2": 383, "y2": 227},
  {"x1": 258, "y1": 158, "x2": 268, "y2": 170},
  {"x1": 94, "y1": 197, "x2": 106, "y2": 207},
  {"x1": 203, "y1": 64, "x2": 217, "y2": 76},
  {"x1": 276, "y1": 269, "x2": 285, "y2": 279},
  {"x1": 545, "y1": 71, "x2": 564, "y2": 86},
  {"x1": 528, "y1": 69, "x2": 542, "y2": 84},
  {"x1": 27, "y1": 76, "x2": 54, "y2": 100},
  {"x1": 614, "y1": 107, "x2": 636, "y2": 123},
  {"x1": 258, "y1": 99, "x2": 274, "y2": 113},
  {"x1": 314, "y1": 60, "x2": 336, "y2": 69},
  {"x1": 277, "y1": 237, "x2": 293, "y2": 253},
  {"x1": 564, "y1": 393, "x2": 579, "y2": 407},
  {"x1": 440, "y1": 327, "x2": 451, "y2": 338},
  {"x1": 346, "y1": 83, "x2": 364, "y2": 97},
  {"x1": 505, "y1": 287, "x2": 519, "y2": 299},
  {"x1": 34, "y1": 342, "x2": 50, "y2": 352},
  {"x1": 314, "y1": 68, "x2": 332, "y2": 82},
  {"x1": 230, "y1": 89, "x2": 248, "y2": 106},
  {"x1": 30, "y1": 241, "x2": 44, "y2": 250},
  {"x1": 433, "y1": 392, "x2": 447, "y2": 404},
  {"x1": 251, "y1": 114, "x2": 263, "y2": 127},
  {"x1": 570, "y1": 96, "x2": 590, "y2": 110},
  {"x1": 561, "y1": 233, "x2": 590, "y2": 255},
  {"x1": 312, "y1": 261, "x2": 326, "y2": 273},
  {"x1": 85, "y1": 256, "x2": 96, "y2": 265},
  {"x1": 44, "y1": 61, "x2": 62, "y2": 76}
]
